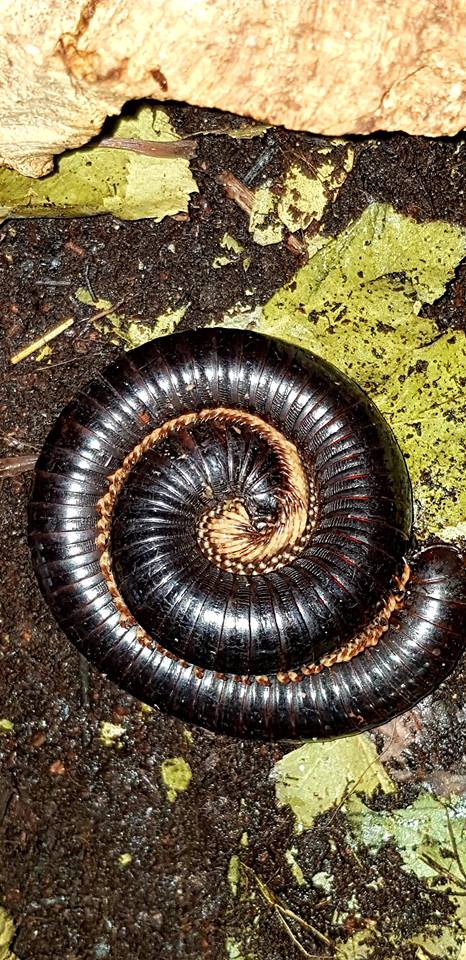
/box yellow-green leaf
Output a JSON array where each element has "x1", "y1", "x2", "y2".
[
  {"x1": 249, "y1": 145, "x2": 354, "y2": 245},
  {"x1": 334, "y1": 929, "x2": 380, "y2": 960},
  {"x1": 347, "y1": 792, "x2": 466, "y2": 885},
  {"x1": 161, "y1": 757, "x2": 192, "y2": 802},
  {"x1": 284, "y1": 847, "x2": 307, "y2": 885},
  {"x1": 75, "y1": 286, "x2": 188, "y2": 349},
  {"x1": 0, "y1": 105, "x2": 198, "y2": 222},
  {"x1": 274, "y1": 735, "x2": 395, "y2": 830},
  {"x1": 248, "y1": 203, "x2": 466, "y2": 535},
  {"x1": 99, "y1": 721, "x2": 125, "y2": 747},
  {"x1": 0, "y1": 908, "x2": 17, "y2": 960}
]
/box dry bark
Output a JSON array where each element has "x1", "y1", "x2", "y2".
[{"x1": 1, "y1": 0, "x2": 465, "y2": 177}]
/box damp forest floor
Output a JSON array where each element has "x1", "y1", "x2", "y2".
[{"x1": 0, "y1": 102, "x2": 466, "y2": 960}]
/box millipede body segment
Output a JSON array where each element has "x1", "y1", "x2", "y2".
[{"x1": 29, "y1": 329, "x2": 466, "y2": 739}]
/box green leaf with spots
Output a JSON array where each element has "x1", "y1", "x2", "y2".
[
  {"x1": 249, "y1": 144, "x2": 354, "y2": 245},
  {"x1": 244, "y1": 202, "x2": 465, "y2": 535}
]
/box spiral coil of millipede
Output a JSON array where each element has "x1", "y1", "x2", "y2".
[{"x1": 29, "y1": 328, "x2": 466, "y2": 739}]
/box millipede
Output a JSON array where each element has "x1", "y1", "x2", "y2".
[{"x1": 28, "y1": 328, "x2": 466, "y2": 739}]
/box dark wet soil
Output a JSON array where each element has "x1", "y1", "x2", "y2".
[{"x1": 0, "y1": 102, "x2": 465, "y2": 960}]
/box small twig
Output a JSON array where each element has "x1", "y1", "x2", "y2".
[
  {"x1": 286, "y1": 233, "x2": 306, "y2": 256},
  {"x1": 217, "y1": 171, "x2": 255, "y2": 216},
  {"x1": 0, "y1": 430, "x2": 37, "y2": 452},
  {"x1": 0, "y1": 454, "x2": 37, "y2": 478},
  {"x1": 446, "y1": 807, "x2": 466, "y2": 883},
  {"x1": 182, "y1": 124, "x2": 267, "y2": 141},
  {"x1": 79, "y1": 655, "x2": 90, "y2": 710},
  {"x1": 243, "y1": 145, "x2": 278, "y2": 186},
  {"x1": 418, "y1": 851, "x2": 466, "y2": 891},
  {"x1": 241, "y1": 863, "x2": 332, "y2": 953},
  {"x1": 32, "y1": 352, "x2": 108, "y2": 373},
  {"x1": 86, "y1": 297, "x2": 126, "y2": 325},
  {"x1": 84, "y1": 262, "x2": 97, "y2": 301},
  {"x1": 325, "y1": 727, "x2": 399, "y2": 829},
  {"x1": 10, "y1": 317, "x2": 74, "y2": 365},
  {"x1": 11, "y1": 298, "x2": 126, "y2": 371},
  {"x1": 218, "y1": 170, "x2": 305, "y2": 258},
  {"x1": 35, "y1": 279, "x2": 72, "y2": 287},
  {"x1": 98, "y1": 137, "x2": 197, "y2": 160},
  {"x1": 275, "y1": 910, "x2": 329, "y2": 960}
]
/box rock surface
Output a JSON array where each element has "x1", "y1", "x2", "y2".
[{"x1": 1, "y1": 0, "x2": 465, "y2": 176}]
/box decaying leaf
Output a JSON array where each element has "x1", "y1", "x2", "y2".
[
  {"x1": 160, "y1": 757, "x2": 192, "y2": 802},
  {"x1": 0, "y1": 106, "x2": 198, "y2": 222},
  {"x1": 411, "y1": 925, "x2": 466, "y2": 960},
  {"x1": 75, "y1": 287, "x2": 188, "y2": 348},
  {"x1": 334, "y1": 929, "x2": 380, "y2": 960},
  {"x1": 284, "y1": 847, "x2": 307, "y2": 886},
  {"x1": 347, "y1": 792, "x2": 466, "y2": 885},
  {"x1": 224, "y1": 202, "x2": 465, "y2": 534},
  {"x1": 273, "y1": 735, "x2": 395, "y2": 830},
  {"x1": 212, "y1": 232, "x2": 246, "y2": 269},
  {"x1": 347, "y1": 792, "x2": 466, "y2": 957},
  {"x1": 224, "y1": 936, "x2": 253, "y2": 960},
  {"x1": 98, "y1": 721, "x2": 125, "y2": 748},
  {"x1": 0, "y1": 908, "x2": 17, "y2": 960},
  {"x1": 249, "y1": 144, "x2": 354, "y2": 245}
]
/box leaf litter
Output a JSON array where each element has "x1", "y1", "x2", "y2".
[
  {"x1": 0, "y1": 105, "x2": 198, "y2": 222},
  {"x1": 1, "y1": 103, "x2": 465, "y2": 960}
]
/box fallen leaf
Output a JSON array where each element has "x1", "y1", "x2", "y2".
[
  {"x1": 246, "y1": 202, "x2": 465, "y2": 535},
  {"x1": 0, "y1": 908, "x2": 18, "y2": 960},
  {"x1": 99, "y1": 721, "x2": 125, "y2": 747},
  {"x1": 334, "y1": 929, "x2": 380, "y2": 960},
  {"x1": 160, "y1": 757, "x2": 192, "y2": 802},
  {"x1": 347, "y1": 791, "x2": 466, "y2": 885},
  {"x1": 0, "y1": 105, "x2": 198, "y2": 222},
  {"x1": 274, "y1": 735, "x2": 395, "y2": 830},
  {"x1": 249, "y1": 144, "x2": 354, "y2": 245},
  {"x1": 75, "y1": 286, "x2": 188, "y2": 348}
]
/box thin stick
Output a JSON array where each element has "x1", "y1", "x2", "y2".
[
  {"x1": 275, "y1": 911, "x2": 331, "y2": 960},
  {"x1": 217, "y1": 171, "x2": 255, "y2": 216},
  {"x1": 418, "y1": 852, "x2": 466, "y2": 891},
  {"x1": 85, "y1": 297, "x2": 126, "y2": 324},
  {"x1": 11, "y1": 298, "x2": 126, "y2": 369},
  {"x1": 0, "y1": 454, "x2": 37, "y2": 478},
  {"x1": 98, "y1": 137, "x2": 197, "y2": 160},
  {"x1": 10, "y1": 318, "x2": 74, "y2": 365},
  {"x1": 241, "y1": 863, "x2": 332, "y2": 947}
]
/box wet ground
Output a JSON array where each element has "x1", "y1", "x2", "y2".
[{"x1": 0, "y1": 103, "x2": 465, "y2": 960}]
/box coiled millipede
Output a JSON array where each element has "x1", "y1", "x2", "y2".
[{"x1": 29, "y1": 328, "x2": 466, "y2": 739}]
